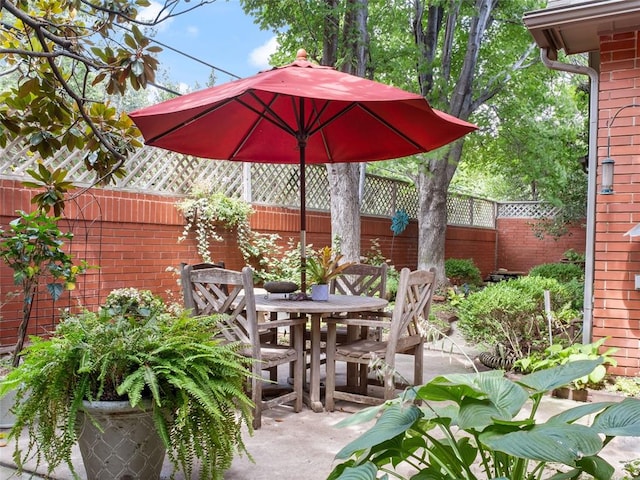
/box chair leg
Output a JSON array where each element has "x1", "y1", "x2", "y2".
[
  {"x1": 414, "y1": 341, "x2": 424, "y2": 386},
  {"x1": 384, "y1": 359, "x2": 395, "y2": 400},
  {"x1": 325, "y1": 323, "x2": 337, "y2": 412},
  {"x1": 358, "y1": 364, "x2": 368, "y2": 395},
  {"x1": 252, "y1": 364, "x2": 262, "y2": 429}
]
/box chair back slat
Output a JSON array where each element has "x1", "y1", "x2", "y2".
[
  {"x1": 387, "y1": 268, "x2": 436, "y2": 353},
  {"x1": 330, "y1": 263, "x2": 387, "y2": 298},
  {"x1": 181, "y1": 264, "x2": 259, "y2": 358}
]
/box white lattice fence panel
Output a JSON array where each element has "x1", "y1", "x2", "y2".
[
  {"x1": 362, "y1": 175, "x2": 418, "y2": 218},
  {"x1": 116, "y1": 150, "x2": 244, "y2": 196},
  {"x1": 447, "y1": 195, "x2": 496, "y2": 228},
  {"x1": 471, "y1": 198, "x2": 496, "y2": 228},
  {"x1": 250, "y1": 163, "x2": 302, "y2": 206},
  {"x1": 0, "y1": 137, "x2": 98, "y2": 184},
  {"x1": 394, "y1": 182, "x2": 419, "y2": 218},
  {"x1": 448, "y1": 195, "x2": 472, "y2": 225},
  {"x1": 497, "y1": 202, "x2": 559, "y2": 219},
  {"x1": 1, "y1": 143, "x2": 503, "y2": 228},
  {"x1": 305, "y1": 165, "x2": 330, "y2": 210}
]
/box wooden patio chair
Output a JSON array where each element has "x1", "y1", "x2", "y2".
[
  {"x1": 330, "y1": 263, "x2": 388, "y2": 299},
  {"x1": 180, "y1": 264, "x2": 305, "y2": 429},
  {"x1": 324, "y1": 267, "x2": 436, "y2": 410},
  {"x1": 304, "y1": 263, "x2": 388, "y2": 376}
]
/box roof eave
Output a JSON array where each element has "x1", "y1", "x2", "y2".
[{"x1": 524, "y1": 0, "x2": 640, "y2": 55}]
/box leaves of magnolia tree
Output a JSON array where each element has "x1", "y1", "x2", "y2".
[{"x1": 0, "y1": 0, "x2": 213, "y2": 185}]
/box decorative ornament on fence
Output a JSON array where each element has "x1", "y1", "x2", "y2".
[{"x1": 391, "y1": 209, "x2": 410, "y2": 235}]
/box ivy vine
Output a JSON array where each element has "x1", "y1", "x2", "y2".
[{"x1": 176, "y1": 186, "x2": 253, "y2": 263}]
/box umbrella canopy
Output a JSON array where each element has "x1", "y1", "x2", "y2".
[{"x1": 129, "y1": 49, "x2": 477, "y2": 290}]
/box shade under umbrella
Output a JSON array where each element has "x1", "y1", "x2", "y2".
[{"x1": 129, "y1": 49, "x2": 477, "y2": 290}]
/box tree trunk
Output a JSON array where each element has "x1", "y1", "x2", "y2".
[
  {"x1": 324, "y1": 0, "x2": 369, "y2": 263},
  {"x1": 413, "y1": 0, "x2": 495, "y2": 282},
  {"x1": 327, "y1": 163, "x2": 361, "y2": 262},
  {"x1": 417, "y1": 141, "x2": 464, "y2": 286}
]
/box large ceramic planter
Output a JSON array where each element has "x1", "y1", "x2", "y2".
[
  {"x1": 310, "y1": 283, "x2": 329, "y2": 301},
  {"x1": 0, "y1": 388, "x2": 17, "y2": 428},
  {"x1": 78, "y1": 400, "x2": 166, "y2": 480}
]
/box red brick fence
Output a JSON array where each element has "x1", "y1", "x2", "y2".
[{"x1": 0, "y1": 178, "x2": 585, "y2": 348}]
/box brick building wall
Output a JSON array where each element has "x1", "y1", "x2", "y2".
[{"x1": 594, "y1": 31, "x2": 640, "y2": 375}]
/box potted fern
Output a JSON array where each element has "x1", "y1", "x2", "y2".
[
  {"x1": 0, "y1": 288, "x2": 254, "y2": 480},
  {"x1": 306, "y1": 246, "x2": 355, "y2": 301}
]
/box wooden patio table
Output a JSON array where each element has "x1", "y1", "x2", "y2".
[{"x1": 254, "y1": 293, "x2": 388, "y2": 412}]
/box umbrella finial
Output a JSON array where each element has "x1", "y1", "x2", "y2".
[{"x1": 296, "y1": 49, "x2": 308, "y2": 61}]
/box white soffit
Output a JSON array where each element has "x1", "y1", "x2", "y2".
[{"x1": 524, "y1": 0, "x2": 640, "y2": 54}]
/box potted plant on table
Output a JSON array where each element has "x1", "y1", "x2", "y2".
[
  {"x1": 306, "y1": 246, "x2": 355, "y2": 301},
  {"x1": 0, "y1": 288, "x2": 254, "y2": 480}
]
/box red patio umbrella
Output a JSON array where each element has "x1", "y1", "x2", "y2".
[{"x1": 129, "y1": 49, "x2": 477, "y2": 290}]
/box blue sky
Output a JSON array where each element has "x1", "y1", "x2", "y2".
[{"x1": 141, "y1": 1, "x2": 278, "y2": 89}]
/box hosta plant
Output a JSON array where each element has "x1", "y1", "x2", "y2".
[{"x1": 329, "y1": 359, "x2": 640, "y2": 480}]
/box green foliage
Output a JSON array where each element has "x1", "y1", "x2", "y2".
[
  {"x1": 22, "y1": 164, "x2": 75, "y2": 216},
  {"x1": 622, "y1": 458, "x2": 640, "y2": 480},
  {"x1": 177, "y1": 186, "x2": 253, "y2": 263},
  {"x1": 362, "y1": 238, "x2": 399, "y2": 300},
  {"x1": 445, "y1": 258, "x2": 483, "y2": 286},
  {"x1": 606, "y1": 377, "x2": 640, "y2": 398},
  {"x1": 529, "y1": 261, "x2": 584, "y2": 284},
  {"x1": 306, "y1": 246, "x2": 355, "y2": 284},
  {"x1": 0, "y1": 0, "x2": 170, "y2": 183},
  {"x1": 457, "y1": 275, "x2": 580, "y2": 358},
  {"x1": 515, "y1": 338, "x2": 618, "y2": 389},
  {"x1": 528, "y1": 262, "x2": 584, "y2": 309},
  {"x1": 563, "y1": 248, "x2": 586, "y2": 263},
  {"x1": 0, "y1": 210, "x2": 89, "y2": 366},
  {"x1": 329, "y1": 359, "x2": 640, "y2": 480},
  {"x1": 0, "y1": 289, "x2": 253, "y2": 480},
  {"x1": 240, "y1": 235, "x2": 305, "y2": 284}
]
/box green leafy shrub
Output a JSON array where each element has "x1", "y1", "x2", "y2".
[
  {"x1": 529, "y1": 261, "x2": 584, "y2": 283},
  {"x1": 563, "y1": 248, "x2": 585, "y2": 263},
  {"x1": 529, "y1": 262, "x2": 584, "y2": 309},
  {"x1": 457, "y1": 275, "x2": 579, "y2": 358},
  {"x1": 445, "y1": 257, "x2": 482, "y2": 286}
]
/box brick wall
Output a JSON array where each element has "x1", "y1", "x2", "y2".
[
  {"x1": 496, "y1": 218, "x2": 586, "y2": 273},
  {"x1": 595, "y1": 31, "x2": 640, "y2": 375},
  {"x1": 0, "y1": 178, "x2": 588, "y2": 360},
  {"x1": 0, "y1": 179, "x2": 428, "y2": 347}
]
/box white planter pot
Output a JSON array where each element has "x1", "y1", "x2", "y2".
[
  {"x1": 310, "y1": 284, "x2": 329, "y2": 301},
  {"x1": 78, "y1": 400, "x2": 166, "y2": 480}
]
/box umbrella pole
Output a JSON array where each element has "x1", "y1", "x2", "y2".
[{"x1": 300, "y1": 140, "x2": 307, "y2": 293}]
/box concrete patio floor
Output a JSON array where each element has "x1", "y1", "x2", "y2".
[{"x1": 0, "y1": 332, "x2": 637, "y2": 479}]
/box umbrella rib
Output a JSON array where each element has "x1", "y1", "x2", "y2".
[
  {"x1": 356, "y1": 103, "x2": 426, "y2": 151},
  {"x1": 144, "y1": 97, "x2": 238, "y2": 144},
  {"x1": 237, "y1": 91, "x2": 298, "y2": 137}
]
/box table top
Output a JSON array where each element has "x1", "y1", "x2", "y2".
[{"x1": 254, "y1": 293, "x2": 388, "y2": 314}]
